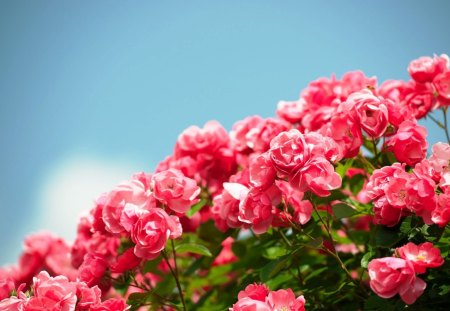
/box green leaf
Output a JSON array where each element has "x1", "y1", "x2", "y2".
[
  {"x1": 332, "y1": 203, "x2": 358, "y2": 219},
  {"x1": 259, "y1": 255, "x2": 290, "y2": 282},
  {"x1": 374, "y1": 226, "x2": 400, "y2": 248},
  {"x1": 127, "y1": 292, "x2": 151, "y2": 310},
  {"x1": 336, "y1": 159, "x2": 354, "y2": 178},
  {"x1": 262, "y1": 246, "x2": 288, "y2": 259},
  {"x1": 361, "y1": 251, "x2": 375, "y2": 269},
  {"x1": 175, "y1": 243, "x2": 212, "y2": 257},
  {"x1": 186, "y1": 199, "x2": 206, "y2": 218}
]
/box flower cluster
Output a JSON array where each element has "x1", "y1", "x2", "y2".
[
  {"x1": 368, "y1": 242, "x2": 444, "y2": 304},
  {"x1": 1, "y1": 54, "x2": 450, "y2": 310}
]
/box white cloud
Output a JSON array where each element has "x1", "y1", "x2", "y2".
[{"x1": 36, "y1": 155, "x2": 145, "y2": 242}]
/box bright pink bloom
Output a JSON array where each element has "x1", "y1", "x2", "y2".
[
  {"x1": 276, "y1": 99, "x2": 305, "y2": 124},
  {"x1": 387, "y1": 120, "x2": 428, "y2": 166},
  {"x1": 373, "y1": 197, "x2": 404, "y2": 227},
  {"x1": 230, "y1": 298, "x2": 271, "y2": 311},
  {"x1": 211, "y1": 183, "x2": 249, "y2": 230},
  {"x1": 152, "y1": 169, "x2": 200, "y2": 214},
  {"x1": 304, "y1": 132, "x2": 342, "y2": 163},
  {"x1": 26, "y1": 271, "x2": 77, "y2": 311},
  {"x1": 0, "y1": 296, "x2": 26, "y2": 310},
  {"x1": 368, "y1": 257, "x2": 426, "y2": 304},
  {"x1": 75, "y1": 283, "x2": 102, "y2": 310},
  {"x1": 110, "y1": 248, "x2": 142, "y2": 273},
  {"x1": 213, "y1": 237, "x2": 237, "y2": 266},
  {"x1": 291, "y1": 157, "x2": 342, "y2": 197},
  {"x1": 408, "y1": 55, "x2": 448, "y2": 83},
  {"x1": 239, "y1": 185, "x2": 281, "y2": 234},
  {"x1": 269, "y1": 129, "x2": 310, "y2": 177},
  {"x1": 404, "y1": 82, "x2": 435, "y2": 119},
  {"x1": 249, "y1": 152, "x2": 276, "y2": 190},
  {"x1": 396, "y1": 242, "x2": 444, "y2": 274},
  {"x1": 344, "y1": 89, "x2": 389, "y2": 138},
  {"x1": 432, "y1": 193, "x2": 450, "y2": 227},
  {"x1": 131, "y1": 208, "x2": 182, "y2": 259},
  {"x1": 237, "y1": 283, "x2": 269, "y2": 301},
  {"x1": 277, "y1": 181, "x2": 312, "y2": 225},
  {"x1": 78, "y1": 254, "x2": 107, "y2": 287},
  {"x1": 366, "y1": 163, "x2": 408, "y2": 200},
  {"x1": 434, "y1": 71, "x2": 450, "y2": 105},
  {"x1": 267, "y1": 289, "x2": 305, "y2": 311},
  {"x1": 230, "y1": 116, "x2": 264, "y2": 152},
  {"x1": 90, "y1": 298, "x2": 129, "y2": 311},
  {"x1": 246, "y1": 118, "x2": 291, "y2": 153},
  {"x1": 0, "y1": 278, "x2": 14, "y2": 301}
]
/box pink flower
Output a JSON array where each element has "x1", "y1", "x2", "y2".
[
  {"x1": 291, "y1": 157, "x2": 342, "y2": 197},
  {"x1": 26, "y1": 271, "x2": 77, "y2": 311},
  {"x1": 344, "y1": 89, "x2": 389, "y2": 138},
  {"x1": 368, "y1": 257, "x2": 426, "y2": 304},
  {"x1": 408, "y1": 55, "x2": 448, "y2": 83},
  {"x1": 396, "y1": 242, "x2": 444, "y2": 274},
  {"x1": 78, "y1": 254, "x2": 107, "y2": 287},
  {"x1": 239, "y1": 185, "x2": 281, "y2": 234},
  {"x1": 366, "y1": 163, "x2": 408, "y2": 200},
  {"x1": 432, "y1": 193, "x2": 450, "y2": 227},
  {"x1": 237, "y1": 283, "x2": 269, "y2": 301},
  {"x1": 0, "y1": 278, "x2": 14, "y2": 301},
  {"x1": 277, "y1": 181, "x2": 312, "y2": 225},
  {"x1": 230, "y1": 298, "x2": 271, "y2": 311},
  {"x1": 211, "y1": 183, "x2": 249, "y2": 230},
  {"x1": 75, "y1": 283, "x2": 102, "y2": 310},
  {"x1": 230, "y1": 116, "x2": 264, "y2": 152},
  {"x1": 152, "y1": 169, "x2": 200, "y2": 214},
  {"x1": 267, "y1": 289, "x2": 305, "y2": 311},
  {"x1": 404, "y1": 82, "x2": 435, "y2": 119},
  {"x1": 269, "y1": 129, "x2": 310, "y2": 177},
  {"x1": 434, "y1": 71, "x2": 450, "y2": 105},
  {"x1": 90, "y1": 298, "x2": 129, "y2": 311},
  {"x1": 276, "y1": 99, "x2": 305, "y2": 124},
  {"x1": 373, "y1": 197, "x2": 404, "y2": 227},
  {"x1": 131, "y1": 208, "x2": 182, "y2": 259},
  {"x1": 109, "y1": 248, "x2": 142, "y2": 274},
  {"x1": 175, "y1": 120, "x2": 229, "y2": 157},
  {"x1": 249, "y1": 152, "x2": 276, "y2": 190},
  {"x1": 387, "y1": 120, "x2": 428, "y2": 166},
  {"x1": 303, "y1": 132, "x2": 341, "y2": 163},
  {"x1": 246, "y1": 118, "x2": 291, "y2": 153},
  {"x1": 0, "y1": 296, "x2": 26, "y2": 310}
]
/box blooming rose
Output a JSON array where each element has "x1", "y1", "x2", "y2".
[
  {"x1": 269, "y1": 129, "x2": 310, "y2": 177},
  {"x1": 368, "y1": 257, "x2": 426, "y2": 304},
  {"x1": 230, "y1": 116, "x2": 264, "y2": 152},
  {"x1": 276, "y1": 99, "x2": 305, "y2": 124},
  {"x1": 152, "y1": 169, "x2": 200, "y2": 214},
  {"x1": 344, "y1": 89, "x2": 389, "y2": 138},
  {"x1": 408, "y1": 55, "x2": 448, "y2": 83},
  {"x1": 78, "y1": 253, "x2": 107, "y2": 287},
  {"x1": 211, "y1": 183, "x2": 249, "y2": 231},
  {"x1": 387, "y1": 120, "x2": 428, "y2": 166},
  {"x1": 267, "y1": 289, "x2": 305, "y2": 311},
  {"x1": 90, "y1": 298, "x2": 129, "y2": 311},
  {"x1": 131, "y1": 208, "x2": 182, "y2": 259},
  {"x1": 291, "y1": 157, "x2": 342, "y2": 197},
  {"x1": 249, "y1": 152, "x2": 276, "y2": 190},
  {"x1": 434, "y1": 71, "x2": 450, "y2": 105},
  {"x1": 396, "y1": 242, "x2": 444, "y2": 274}
]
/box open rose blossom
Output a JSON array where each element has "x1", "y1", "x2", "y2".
[
  {"x1": 368, "y1": 257, "x2": 426, "y2": 304},
  {"x1": 152, "y1": 169, "x2": 200, "y2": 214},
  {"x1": 131, "y1": 208, "x2": 182, "y2": 259},
  {"x1": 230, "y1": 283, "x2": 305, "y2": 311},
  {"x1": 396, "y1": 242, "x2": 444, "y2": 274}
]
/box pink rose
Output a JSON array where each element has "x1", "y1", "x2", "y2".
[
  {"x1": 432, "y1": 193, "x2": 450, "y2": 227},
  {"x1": 366, "y1": 163, "x2": 408, "y2": 200},
  {"x1": 269, "y1": 129, "x2": 310, "y2": 177},
  {"x1": 75, "y1": 283, "x2": 102, "y2": 310},
  {"x1": 78, "y1": 254, "x2": 107, "y2": 287},
  {"x1": 276, "y1": 99, "x2": 305, "y2": 124},
  {"x1": 152, "y1": 169, "x2": 200, "y2": 214},
  {"x1": 245, "y1": 118, "x2": 291, "y2": 153},
  {"x1": 368, "y1": 257, "x2": 426, "y2": 304},
  {"x1": 0, "y1": 278, "x2": 14, "y2": 301},
  {"x1": 408, "y1": 55, "x2": 448, "y2": 83},
  {"x1": 237, "y1": 283, "x2": 269, "y2": 301},
  {"x1": 230, "y1": 116, "x2": 264, "y2": 152},
  {"x1": 90, "y1": 298, "x2": 129, "y2": 311},
  {"x1": 131, "y1": 208, "x2": 182, "y2": 259},
  {"x1": 277, "y1": 180, "x2": 312, "y2": 225},
  {"x1": 230, "y1": 298, "x2": 271, "y2": 311},
  {"x1": 373, "y1": 197, "x2": 404, "y2": 227},
  {"x1": 267, "y1": 289, "x2": 305, "y2": 311},
  {"x1": 211, "y1": 183, "x2": 249, "y2": 230},
  {"x1": 396, "y1": 242, "x2": 444, "y2": 274},
  {"x1": 344, "y1": 89, "x2": 389, "y2": 138},
  {"x1": 291, "y1": 157, "x2": 342, "y2": 197},
  {"x1": 404, "y1": 82, "x2": 435, "y2": 119},
  {"x1": 304, "y1": 132, "x2": 342, "y2": 163},
  {"x1": 249, "y1": 152, "x2": 276, "y2": 190},
  {"x1": 239, "y1": 185, "x2": 281, "y2": 234},
  {"x1": 387, "y1": 120, "x2": 428, "y2": 166},
  {"x1": 434, "y1": 71, "x2": 450, "y2": 105},
  {"x1": 26, "y1": 271, "x2": 77, "y2": 311},
  {"x1": 175, "y1": 120, "x2": 229, "y2": 157}
]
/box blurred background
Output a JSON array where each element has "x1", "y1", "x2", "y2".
[{"x1": 1, "y1": 0, "x2": 450, "y2": 265}]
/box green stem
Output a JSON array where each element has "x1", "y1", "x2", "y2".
[
  {"x1": 442, "y1": 107, "x2": 450, "y2": 144},
  {"x1": 162, "y1": 250, "x2": 186, "y2": 311}
]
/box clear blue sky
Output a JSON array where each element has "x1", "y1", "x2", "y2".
[{"x1": 1, "y1": 1, "x2": 450, "y2": 264}]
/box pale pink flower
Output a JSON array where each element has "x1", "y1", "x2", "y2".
[
  {"x1": 249, "y1": 152, "x2": 276, "y2": 190},
  {"x1": 344, "y1": 89, "x2": 389, "y2": 138},
  {"x1": 267, "y1": 289, "x2": 305, "y2": 311},
  {"x1": 387, "y1": 121, "x2": 428, "y2": 166},
  {"x1": 239, "y1": 185, "x2": 281, "y2": 234},
  {"x1": 230, "y1": 116, "x2": 264, "y2": 152},
  {"x1": 276, "y1": 99, "x2": 305, "y2": 124},
  {"x1": 211, "y1": 183, "x2": 249, "y2": 230},
  {"x1": 131, "y1": 208, "x2": 182, "y2": 259},
  {"x1": 269, "y1": 129, "x2": 310, "y2": 177},
  {"x1": 396, "y1": 242, "x2": 444, "y2": 274},
  {"x1": 291, "y1": 157, "x2": 342, "y2": 197},
  {"x1": 368, "y1": 257, "x2": 426, "y2": 304},
  {"x1": 152, "y1": 169, "x2": 200, "y2": 214}
]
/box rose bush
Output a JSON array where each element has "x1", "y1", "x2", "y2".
[{"x1": 1, "y1": 54, "x2": 450, "y2": 310}]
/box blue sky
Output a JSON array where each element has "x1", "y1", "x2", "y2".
[{"x1": 1, "y1": 0, "x2": 450, "y2": 264}]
